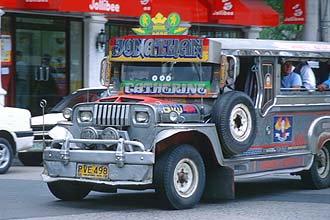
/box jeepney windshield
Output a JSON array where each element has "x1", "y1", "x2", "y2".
[{"x1": 121, "y1": 62, "x2": 213, "y2": 82}]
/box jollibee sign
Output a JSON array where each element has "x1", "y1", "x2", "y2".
[{"x1": 89, "y1": 0, "x2": 120, "y2": 12}]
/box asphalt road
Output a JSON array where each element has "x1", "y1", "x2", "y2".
[{"x1": 0, "y1": 166, "x2": 329, "y2": 220}]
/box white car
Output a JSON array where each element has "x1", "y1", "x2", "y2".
[
  {"x1": 18, "y1": 87, "x2": 108, "y2": 166},
  {"x1": 0, "y1": 105, "x2": 33, "y2": 174}
]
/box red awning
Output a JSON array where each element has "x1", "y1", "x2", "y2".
[
  {"x1": 0, "y1": 0, "x2": 17, "y2": 8},
  {"x1": 1, "y1": 0, "x2": 278, "y2": 27},
  {"x1": 212, "y1": 0, "x2": 279, "y2": 27},
  {"x1": 1, "y1": 0, "x2": 209, "y2": 22}
]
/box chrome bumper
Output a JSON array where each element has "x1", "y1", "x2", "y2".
[{"x1": 42, "y1": 138, "x2": 154, "y2": 186}]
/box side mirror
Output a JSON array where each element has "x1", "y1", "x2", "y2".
[
  {"x1": 100, "y1": 58, "x2": 111, "y2": 87},
  {"x1": 226, "y1": 55, "x2": 239, "y2": 85},
  {"x1": 219, "y1": 55, "x2": 229, "y2": 88}
]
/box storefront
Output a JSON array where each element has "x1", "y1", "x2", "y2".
[
  {"x1": 1, "y1": 12, "x2": 83, "y2": 115},
  {"x1": 1, "y1": 0, "x2": 279, "y2": 116}
]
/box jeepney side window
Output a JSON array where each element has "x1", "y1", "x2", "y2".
[
  {"x1": 261, "y1": 62, "x2": 274, "y2": 113},
  {"x1": 310, "y1": 60, "x2": 330, "y2": 94}
]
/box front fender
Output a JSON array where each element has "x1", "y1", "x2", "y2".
[
  {"x1": 154, "y1": 124, "x2": 225, "y2": 166},
  {"x1": 308, "y1": 116, "x2": 330, "y2": 154}
]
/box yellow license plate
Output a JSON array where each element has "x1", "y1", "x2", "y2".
[{"x1": 77, "y1": 164, "x2": 109, "y2": 179}]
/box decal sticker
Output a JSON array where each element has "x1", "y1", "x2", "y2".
[
  {"x1": 264, "y1": 73, "x2": 272, "y2": 89},
  {"x1": 274, "y1": 116, "x2": 293, "y2": 142},
  {"x1": 162, "y1": 104, "x2": 198, "y2": 114}
]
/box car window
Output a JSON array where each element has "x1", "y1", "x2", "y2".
[{"x1": 50, "y1": 89, "x2": 107, "y2": 113}]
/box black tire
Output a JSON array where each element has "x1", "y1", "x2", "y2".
[
  {"x1": 211, "y1": 91, "x2": 256, "y2": 156},
  {"x1": 0, "y1": 138, "x2": 14, "y2": 174},
  {"x1": 18, "y1": 152, "x2": 43, "y2": 166},
  {"x1": 154, "y1": 145, "x2": 205, "y2": 210},
  {"x1": 300, "y1": 144, "x2": 330, "y2": 189},
  {"x1": 47, "y1": 181, "x2": 92, "y2": 201}
]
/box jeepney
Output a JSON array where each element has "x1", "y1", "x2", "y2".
[{"x1": 42, "y1": 32, "x2": 330, "y2": 209}]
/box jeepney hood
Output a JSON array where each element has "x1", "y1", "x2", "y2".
[{"x1": 97, "y1": 95, "x2": 203, "y2": 123}]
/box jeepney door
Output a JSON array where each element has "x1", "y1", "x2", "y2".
[{"x1": 259, "y1": 57, "x2": 276, "y2": 115}]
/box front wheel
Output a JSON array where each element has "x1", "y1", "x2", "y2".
[
  {"x1": 47, "y1": 181, "x2": 92, "y2": 201},
  {"x1": 154, "y1": 145, "x2": 205, "y2": 210},
  {"x1": 300, "y1": 144, "x2": 330, "y2": 189},
  {"x1": 0, "y1": 138, "x2": 13, "y2": 174}
]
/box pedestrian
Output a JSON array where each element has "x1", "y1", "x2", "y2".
[{"x1": 15, "y1": 51, "x2": 30, "y2": 108}]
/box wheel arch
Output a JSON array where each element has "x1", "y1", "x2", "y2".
[
  {"x1": 154, "y1": 129, "x2": 235, "y2": 201},
  {"x1": 154, "y1": 128, "x2": 225, "y2": 167},
  {"x1": 308, "y1": 116, "x2": 330, "y2": 154},
  {"x1": 0, "y1": 130, "x2": 16, "y2": 154}
]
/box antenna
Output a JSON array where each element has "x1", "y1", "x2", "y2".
[{"x1": 40, "y1": 99, "x2": 47, "y2": 149}]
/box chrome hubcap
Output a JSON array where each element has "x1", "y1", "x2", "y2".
[
  {"x1": 317, "y1": 146, "x2": 330, "y2": 179},
  {"x1": 0, "y1": 144, "x2": 10, "y2": 169},
  {"x1": 230, "y1": 103, "x2": 252, "y2": 142},
  {"x1": 173, "y1": 158, "x2": 199, "y2": 198}
]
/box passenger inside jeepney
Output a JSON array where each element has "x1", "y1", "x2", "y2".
[
  {"x1": 281, "y1": 61, "x2": 302, "y2": 89},
  {"x1": 294, "y1": 61, "x2": 316, "y2": 90},
  {"x1": 317, "y1": 65, "x2": 330, "y2": 91}
]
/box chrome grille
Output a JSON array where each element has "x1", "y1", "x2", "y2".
[{"x1": 95, "y1": 104, "x2": 130, "y2": 126}]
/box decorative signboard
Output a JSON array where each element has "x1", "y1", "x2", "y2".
[
  {"x1": 132, "y1": 12, "x2": 188, "y2": 35},
  {"x1": 109, "y1": 35, "x2": 209, "y2": 62}
]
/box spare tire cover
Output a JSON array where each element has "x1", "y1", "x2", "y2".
[{"x1": 211, "y1": 91, "x2": 256, "y2": 156}]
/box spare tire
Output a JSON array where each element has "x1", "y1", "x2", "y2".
[{"x1": 211, "y1": 91, "x2": 256, "y2": 156}]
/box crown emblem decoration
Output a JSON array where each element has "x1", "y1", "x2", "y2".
[{"x1": 132, "y1": 12, "x2": 188, "y2": 35}]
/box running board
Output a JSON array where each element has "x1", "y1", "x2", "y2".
[{"x1": 223, "y1": 151, "x2": 313, "y2": 176}]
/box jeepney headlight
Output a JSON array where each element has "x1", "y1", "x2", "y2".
[
  {"x1": 135, "y1": 111, "x2": 149, "y2": 123},
  {"x1": 80, "y1": 127, "x2": 98, "y2": 139},
  {"x1": 169, "y1": 111, "x2": 179, "y2": 122},
  {"x1": 62, "y1": 108, "x2": 72, "y2": 120},
  {"x1": 101, "y1": 127, "x2": 119, "y2": 140},
  {"x1": 80, "y1": 127, "x2": 98, "y2": 149},
  {"x1": 79, "y1": 111, "x2": 93, "y2": 122}
]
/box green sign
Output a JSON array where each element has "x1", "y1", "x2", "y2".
[{"x1": 122, "y1": 81, "x2": 210, "y2": 96}]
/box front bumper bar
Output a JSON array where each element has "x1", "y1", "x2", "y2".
[{"x1": 42, "y1": 138, "x2": 154, "y2": 186}]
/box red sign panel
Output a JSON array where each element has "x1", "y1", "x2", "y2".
[
  {"x1": 24, "y1": 0, "x2": 50, "y2": 9},
  {"x1": 283, "y1": 0, "x2": 306, "y2": 24},
  {"x1": 211, "y1": 0, "x2": 236, "y2": 20},
  {"x1": 140, "y1": 0, "x2": 152, "y2": 12},
  {"x1": 0, "y1": 0, "x2": 17, "y2": 7}
]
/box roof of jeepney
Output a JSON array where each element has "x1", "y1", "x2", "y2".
[{"x1": 209, "y1": 38, "x2": 330, "y2": 57}]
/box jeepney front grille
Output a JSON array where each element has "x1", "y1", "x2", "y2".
[{"x1": 95, "y1": 104, "x2": 130, "y2": 126}]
